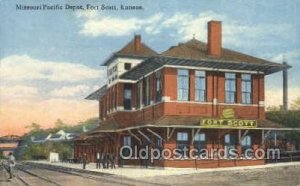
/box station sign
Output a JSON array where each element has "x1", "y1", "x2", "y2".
[{"x1": 200, "y1": 119, "x2": 257, "y2": 128}]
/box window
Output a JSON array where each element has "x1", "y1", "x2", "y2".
[
  {"x1": 112, "y1": 86, "x2": 115, "y2": 109},
  {"x1": 123, "y1": 136, "x2": 132, "y2": 146},
  {"x1": 137, "y1": 81, "x2": 142, "y2": 108},
  {"x1": 144, "y1": 77, "x2": 150, "y2": 106},
  {"x1": 122, "y1": 136, "x2": 132, "y2": 157},
  {"x1": 177, "y1": 69, "x2": 189, "y2": 101},
  {"x1": 156, "y1": 137, "x2": 163, "y2": 159},
  {"x1": 124, "y1": 84, "x2": 132, "y2": 110},
  {"x1": 156, "y1": 71, "x2": 162, "y2": 102},
  {"x1": 176, "y1": 132, "x2": 189, "y2": 158},
  {"x1": 224, "y1": 134, "x2": 237, "y2": 159},
  {"x1": 113, "y1": 65, "x2": 118, "y2": 72},
  {"x1": 124, "y1": 63, "x2": 131, "y2": 70},
  {"x1": 242, "y1": 74, "x2": 252, "y2": 104},
  {"x1": 194, "y1": 133, "x2": 206, "y2": 156},
  {"x1": 225, "y1": 73, "x2": 236, "y2": 103},
  {"x1": 241, "y1": 135, "x2": 252, "y2": 157},
  {"x1": 157, "y1": 138, "x2": 162, "y2": 147},
  {"x1": 195, "y1": 71, "x2": 206, "y2": 102}
]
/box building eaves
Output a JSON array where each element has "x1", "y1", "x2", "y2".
[
  {"x1": 85, "y1": 84, "x2": 107, "y2": 100},
  {"x1": 120, "y1": 56, "x2": 290, "y2": 81},
  {"x1": 85, "y1": 116, "x2": 300, "y2": 134}
]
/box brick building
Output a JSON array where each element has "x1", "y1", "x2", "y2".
[{"x1": 75, "y1": 21, "x2": 296, "y2": 168}]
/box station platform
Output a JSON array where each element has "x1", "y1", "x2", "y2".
[{"x1": 25, "y1": 160, "x2": 300, "y2": 178}]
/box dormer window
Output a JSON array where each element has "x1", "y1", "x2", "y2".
[{"x1": 124, "y1": 63, "x2": 132, "y2": 70}]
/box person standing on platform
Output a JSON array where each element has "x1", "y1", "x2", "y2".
[
  {"x1": 82, "y1": 153, "x2": 87, "y2": 169},
  {"x1": 96, "y1": 152, "x2": 101, "y2": 169},
  {"x1": 101, "y1": 153, "x2": 106, "y2": 168},
  {"x1": 7, "y1": 152, "x2": 16, "y2": 179},
  {"x1": 110, "y1": 154, "x2": 116, "y2": 169},
  {"x1": 105, "y1": 153, "x2": 110, "y2": 169}
]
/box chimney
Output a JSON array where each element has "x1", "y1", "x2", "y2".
[
  {"x1": 207, "y1": 21, "x2": 222, "y2": 56},
  {"x1": 134, "y1": 34, "x2": 141, "y2": 52}
]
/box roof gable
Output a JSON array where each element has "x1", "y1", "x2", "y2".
[{"x1": 102, "y1": 39, "x2": 157, "y2": 66}]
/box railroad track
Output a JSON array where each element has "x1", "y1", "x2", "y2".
[
  {"x1": 2, "y1": 163, "x2": 61, "y2": 186},
  {"x1": 21, "y1": 162, "x2": 169, "y2": 186}
]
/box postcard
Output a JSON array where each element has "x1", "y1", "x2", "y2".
[{"x1": 0, "y1": 0, "x2": 299, "y2": 185}]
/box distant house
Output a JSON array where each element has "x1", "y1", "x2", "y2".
[
  {"x1": 31, "y1": 126, "x2": 88, "y2": 143},
  {"x1": 31, "y1": 134, "x2": 52, "y2": 143}
]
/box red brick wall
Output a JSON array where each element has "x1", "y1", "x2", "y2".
[
  {"x1": 189, "y1": 69, "x2": 195, "y2": 101},
  {"x1": 163, "y1": 68, "x2": 177, "y2": 100},
  {"x1": 117, "y1": 83, "x2": 124, "y2": 107},
  {"x1": 208, "y1": 21, "x2": 222, "y2": 56},
  {"x1": 206, "y1": 71, "x2": 214, "y2": 102},
  {"x1": 100, "y1": 67, "x2": 266, "y2": 126}
]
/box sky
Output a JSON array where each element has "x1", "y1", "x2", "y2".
[{"x1": 0, "y1": 0, "x2": 299, "y2": 136}]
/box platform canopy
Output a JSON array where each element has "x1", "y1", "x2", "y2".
[{"x1": 87, "y1": 116, "x2": 300, "y2": 134}]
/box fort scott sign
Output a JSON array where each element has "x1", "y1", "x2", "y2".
[{"x1": 200, "y1": 119, "x2": 257, "y2": 128}]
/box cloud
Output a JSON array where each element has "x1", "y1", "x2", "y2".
[
  {"x1": 0, "y1": 85, "x2": 39, "y2": 99},
  {"x1": 270, "y1": 49, "x2": 300, "y2": 64},
  {"x1": 50, "y1": 85, "x2": 90, "y2": 97},
  {"x1": 161, "y1": 11, "x2": 294, "y2": 48},
  {"x1": 78, "y1": 12, "x2": 163, "y2": 37},
  {"x1": 265, "y1": 87, "x2": 300, "y2": 108},
  {"x1": 0, "y1": 55, "x2": 103, "y2": 135},
  {"x1": 0, "y1": 55, "x2": 103, "y2": 82},
  {"x1": 0, "y1": 98, "x2": 98, "y2": 136}
]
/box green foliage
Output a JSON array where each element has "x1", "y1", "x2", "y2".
[
  {"x1": 54, "y1": 118, "x2": 67, "y2": 129},
  {"x1": 291, "y1": 97, "x2": 300, "y2": 110},
  {"x1": 20, "y1": 117, "x2": 98, "y2": 160},
  {"x1": 266, "y1": 110, "x2": 300, "y2": 149},
  {"x1": 22, "y1": 142, "x2": 73, "y2": 160},
  {"x1": 25, "y1": 123, "x2": 41, "y2": 132},
  {"x1": 266, "y1": 110, "x2": 300, "y2": 128}
]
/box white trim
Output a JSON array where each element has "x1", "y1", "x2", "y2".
[
  {"x1": 166, "y1": 100, "x2": 213, "y2": 105},
  {"x1": 137, "y1": 66, "x2": 165, "y2": 81},
  {"x1": 162, "y1": 96, "x2": 170, "y2": 101},
  {"x1": 105, "y1": 99, "x2": 264, "y2": 115},
  {"x1": 218, "y1": 102, "x2": 260, "y2": 107},
  {"x1": 108, "y1": 79, "x2": 136, "y2": 87}
]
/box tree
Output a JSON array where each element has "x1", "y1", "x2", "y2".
[
  {"x1": 54, "y1": 119, "x2": 67, "y2": 129},
  {"x1": 291, "y1": 97, "x2": 300, "y2": 110},
  {"x1": 25, "y1": 123, "x2": 41, "y2": 132}
]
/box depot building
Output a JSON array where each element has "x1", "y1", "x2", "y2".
[{"x1": 74, "y1": 21, "x2": 299, "y2": 168}]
